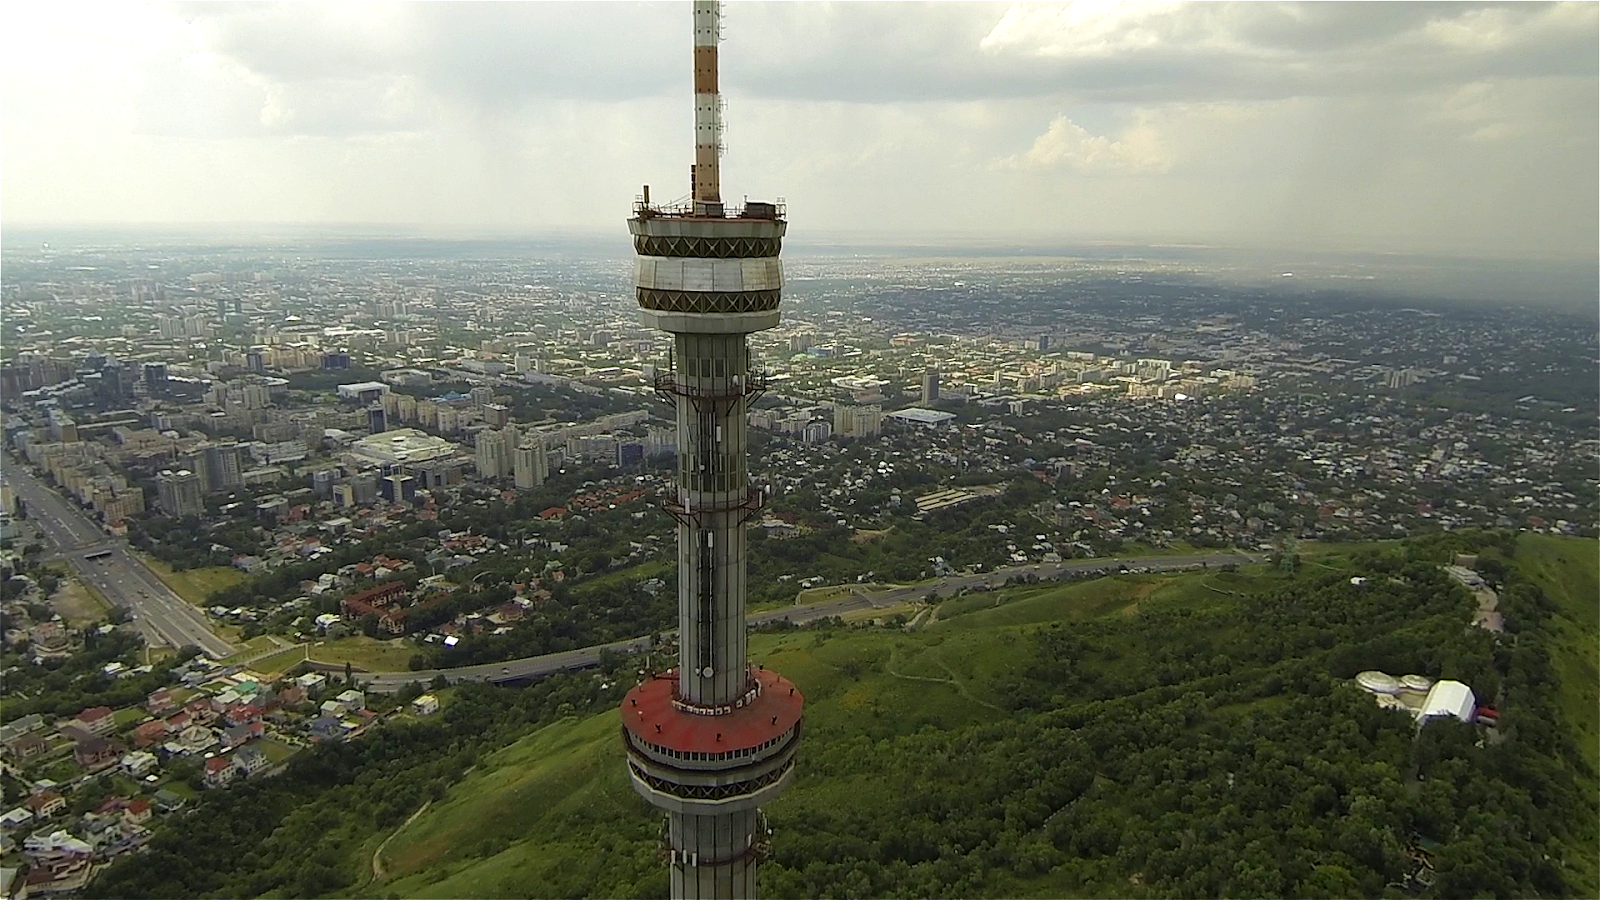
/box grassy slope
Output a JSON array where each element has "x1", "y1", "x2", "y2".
[
  {"x1": 370, "y1": 712, "x2": 657, "y2": 899},
  {"x1": 309, "y1": 635, "x2": 421, "y2": 672},
  {"x1": 357, "y1": 541, "x2": 1597, "y2": 899},
  {"x1": 364, "y1": 566, "x2": 1250, "y2": 899},
  {"x1": 1515, "y1": 535, "x2": 1599, "y2": 775}
]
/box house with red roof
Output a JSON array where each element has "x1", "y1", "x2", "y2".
[
  {"x1": 185, "y1": 697, "x2": 216, "y2": 724},
  {"x1": 68, "y1": 706, "x2": 115, "y2": 737},
  {"x1": 202, "y1": 756, "x2": 236, "y2": 789},
  {"x1": 123, "y1": 798, "x2": 152, "y2": 826},
  {"x1": 131, "y1": 719, "x2": 170, "y2": 749},
  {"x1": 26, "y1": 790, "x2": 66, "y2": 818},
  {"x1": 222, "y1": 704, "x2": 263, "y2": 728},
  {"x1": 146, "y1": 689, "x2": 177, "y2": 716}
]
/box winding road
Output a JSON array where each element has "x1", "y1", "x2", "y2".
[{"x1": 361, "y1": 551, "x2": 1252, "y2": 692}]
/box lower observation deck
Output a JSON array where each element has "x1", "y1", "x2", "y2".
[
  {"x1": 622, "y1": 669, "x2": 804, "y2": 814},
  {"x1": 623, "y1": 668, "x2": 802, "y2": 758}
]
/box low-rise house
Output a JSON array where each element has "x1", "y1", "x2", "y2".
[
  {"x1": 296, "y1": 672, "x2": 328, "y2": 695},
  {"x1": 74, "y1": 736, "x2": 123, "y2": 771},
  {"x1": 22, "y1": 829, "x2": 92, "y2": 861},
  {"x1": 174, "y1": 725, "x2": 217, "y2": 754},
  {"x1": 335, "y1": 689, "x2": 365, "y2": 712},
  {"x1": 223, "y1": 704, "x2": 263, "y2": 727},
  {"x1": 120, "y1": 750, "x2": 159, "y2": 777},
  {"x1": 0, "y1": 714, "x2": 45, "y2": 743},
  {"x1": 22, "y1": 856, "x2": 93, "y2": 897},
  {"x1": 153, "y1": 789, "x2": 188, "y2": 812},
  {"x1": 185, "y1": 696, "x2": 216, "y2": 724},
  {"x1": 221, "y1": 722, "x2": 263, "y2": 750},
  {"x1": 234, "y1": 746, "x2": 269, "y2": 777},
  {"x1": 131, "y1": 719, "x2": 170, "y2": 749},
  {"x1": 146, "y1": 688, "x2": 177, "y2": 716},
  {"x1": 202, "y1": 755, "x2": 236, "y2": 789},
  {"x1": 123, "y1": 798, "x2": 152, "y2": 826},
  {"x1": 0, "y1": 807, "x2": 34, "y2": 829},
  {"x1": 4, "y1": 732, "x2": 48, "y2": 761},
  {"x1": 67, "y1": 706, "x2": 115, "y2": 737},
  {"x1": 412, "y1": 694, "x2": 440, "y2": 716},
  {"x1": 273, "y1": 684, "x2": 308, "y2": 709},
  {"x1": 25, "y1": 791, "x2": 66, "y2": 818},
  {"x1": 308, "y1": 717, "x2": 344, "y2": 742}
]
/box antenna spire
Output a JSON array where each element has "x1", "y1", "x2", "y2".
[{"x1": 692, "y1": 1, "x2": 722, "y2": 211}]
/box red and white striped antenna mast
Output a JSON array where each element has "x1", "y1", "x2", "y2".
[{"x1": 691, "y1": 0, "x2": 723, "y2": 211}]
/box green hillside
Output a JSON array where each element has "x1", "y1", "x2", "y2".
[
  {"x1": 364, "y1": 539, "x2": 1598, "y2": 900},
  {"x1": 1514, "y1": 534, "x2": 1599, "y2": 774},
  {"x1": 91, "y1": 533, "x2": 1598, "y2": 900}
]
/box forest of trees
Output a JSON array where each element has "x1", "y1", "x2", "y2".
[{"x1": 755, "y1": 533, "x2": 1595, "y2": 899}]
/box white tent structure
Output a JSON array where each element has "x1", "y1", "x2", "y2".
[{"x1": 1419, "y1": 680, "x2": 1476, "y2": 723}]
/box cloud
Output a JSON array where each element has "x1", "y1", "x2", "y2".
[
  {"x1": 1004, "y1": 114, "x2": 1172, "y2": 172},
  {"x1": 733, "y1": 1, "x2": 1598, "y2": 105},
  {"x1": 0, "y1": 2, "x2": 1593, "y2": 261}
]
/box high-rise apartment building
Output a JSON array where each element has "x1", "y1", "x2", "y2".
[
  {"x1": 155, "y1": 469, "x2": 204, "y2": 518},
  {"x1": 474, "y1": 425, "x2": 520, "y2": 480},
  {"x1": 512, "y1": 439, "x2": 548, "y2": 489},
  {"x1": 835, "y1": 404, "x2": 883, "y2": 439}
]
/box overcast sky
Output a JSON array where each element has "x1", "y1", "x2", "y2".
[{"x1": 2, "y1": 1, "x2": 1595, "y2": 259}]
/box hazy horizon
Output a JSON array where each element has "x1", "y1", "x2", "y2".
[{"x1": 6, "y1": 221, "x2": 1595, "y2": 314}]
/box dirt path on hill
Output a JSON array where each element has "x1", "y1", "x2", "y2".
[
  {"x1": 885, "y1": 647, "x2": 1004, "y2": 712},
  {"x1": 371, "y1": 799, "x2": 432, "y2": 882}
]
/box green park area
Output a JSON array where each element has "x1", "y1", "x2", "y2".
[
  {"x1": 309, "y1": 635, "x2": 423, "y2": 673},
  {"x1": 140, "y1": 556, "x2": 248, "y2": 606}
]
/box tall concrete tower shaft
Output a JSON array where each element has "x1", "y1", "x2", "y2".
[{"x1": 620, "y1": 3, "x2": 802, "y2": 899}]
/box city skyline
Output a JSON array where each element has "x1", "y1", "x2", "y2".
[{"x1": 2, "y1": 1, "x2": 1596, "y2": 260}]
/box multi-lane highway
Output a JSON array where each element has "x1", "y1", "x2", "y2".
[
  {"x1": 363, "y1": 551, "x2": 1252, "y2": 691},
  {"x1": 6, "y1": 462, "x2": 234, "y2": 658}
]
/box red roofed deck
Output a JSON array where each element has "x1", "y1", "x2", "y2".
[{"x1": 622, "y1": 668, "x2": 802, "y2": 755}]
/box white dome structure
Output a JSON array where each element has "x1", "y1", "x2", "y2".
[
  {"x1": 1357, "y1": 670, "x2": 1401, "y2": 694},
  {"x1": 1401, "y1": 674, "x2": 1433, "y2": 693}
]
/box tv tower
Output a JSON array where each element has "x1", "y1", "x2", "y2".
[{"x1": 619, "y1": 2, "x2": 803, "y2": 899}]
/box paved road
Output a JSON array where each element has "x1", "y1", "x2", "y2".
[
  {"x1": 6, "y1": 462, "x2": 234, "y2": 658},
  {"x1": 363, "y1": 551, "x2": 1252, "y2": 691}
]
